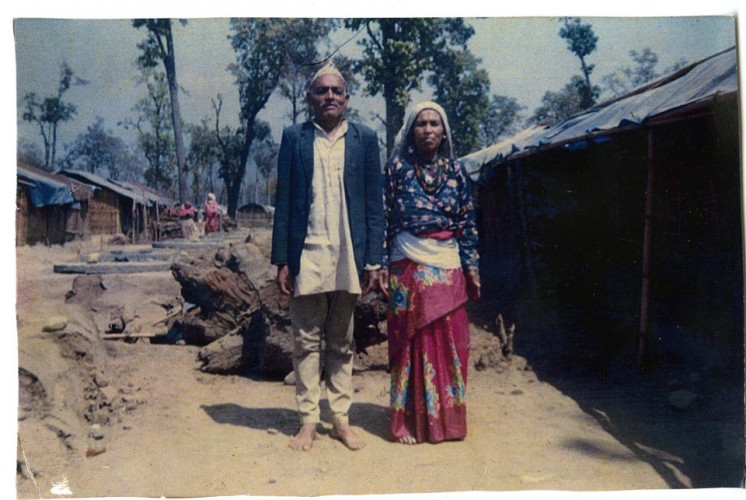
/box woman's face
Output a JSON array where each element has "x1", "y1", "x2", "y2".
[{"x1": 411, "y1": 109, "x2": 445, "y2": 159}]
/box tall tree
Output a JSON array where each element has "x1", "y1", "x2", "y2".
[
  {"x1": 251, "y1": 120, "x2": 279, "y2": 205},
  {"x1": 133, "y1": 19, "x2": 189, "y2": 203},
  {"x1": 17, "y1": 139, "x2": 46, "y2": 169},
  {"x1": 21, "y1": 62, "x2": 86, "y2": 170},
  {"x1": 61, "y1": 117, "x2": 135, "y2": 179},
  {"x1": 531, "y1": 75, "x2": 598, "y2": 126},
  {"x1": 225, "y1": 18, "x2": 329, "y2": 217},
  {"x1": 601, "y1": 47, "x2": 671, "y2": 99},
  {"x1": 559, "y1": 17, "x2": 599, "y2": 110},
  {"x1": 344, "y1": 18, "x2": 475, "y2": 155},
  {"x1": 121, "y1": 67, "x2": 176, "y2": 195},
  {"x1": 277, "y1": 20, "x2": 337, "y2": 125},
  {"x1": 480, "y1": 95, "x2": 525, "y2": 147},
  {"x1": 211, "y1": 93, "x2": 244, "y2": 210},
  {"x1": 186, "y1": 119, "x2": 222, "y2": 206},
  {"x1": 428, "y1": 49, "x2": 491, "y2": 158}
]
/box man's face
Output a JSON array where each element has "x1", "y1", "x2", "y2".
[{"x1": 307, "y1": 74, "x2": 349, "y2": 127}]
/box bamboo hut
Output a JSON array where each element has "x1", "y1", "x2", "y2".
[
  {"x1": 461, "y1": 47, "x2": 741, "y2": 371},
  {"x1": 16, "y1": 163, "x2": 93, "y2": 246},
  {"x1": 58, "y1": 170, "x2": 172, "y2": 243}
]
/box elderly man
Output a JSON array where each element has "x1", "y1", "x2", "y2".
[{"x1": 270, "y1": 63, "x2": 384, "y2": 451}]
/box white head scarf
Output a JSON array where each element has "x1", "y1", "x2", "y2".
[{"x1": 390, "y1": 101, "x2": 454, "y2": 162}]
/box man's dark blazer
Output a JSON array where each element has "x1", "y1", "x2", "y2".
[{"x1": 270, "y1": 120, "x2": 385, "y2": 279}]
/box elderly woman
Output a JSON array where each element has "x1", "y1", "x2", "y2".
[
  {"x1": 381, "y1": 101, "x2": 480, "y2": 445},
  {"x1": 204, "y1": 193, "x2": 221, "y2": 234}
]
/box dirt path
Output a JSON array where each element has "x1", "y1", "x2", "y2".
[{"x1": 13, "y1": 237, "x2": 740, "y2": 498}]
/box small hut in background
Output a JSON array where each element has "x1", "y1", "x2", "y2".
[
  {"x1": 461, "y1": 46, "x2": 741, "y2": 372},
  {"x1": 109, "y1": 179, "x2": 174, "y2": 241},
  {"x1": 57, "y1": 169, "x2": 173, "y2": 243},
  {"x1": 16, "y1": 163, "x2": 94, "y2": 246},
  {"x1": 236, "y1": 202, "x2": 273, "y2": 228}
]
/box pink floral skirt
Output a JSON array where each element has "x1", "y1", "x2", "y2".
[{"x1": 387, "y1": 258, "x2": 470, "y2": 443}]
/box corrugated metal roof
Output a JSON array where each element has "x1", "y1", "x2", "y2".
[
  {"x1": 57, "y1": 169, "x2": 148, "y2": 204},
  {"x1": 461, "y1": 46, "x2": 738, "y2": 182},
  {"x1": 18, "y1": 163, "x2": 93, "y2": 201},
  {"x1": 109, "y1": 179, "x2": 174, "y2": 206}
]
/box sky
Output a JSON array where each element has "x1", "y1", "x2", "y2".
[{"x1": 12, "y1": 15, "x2": 738, "y2": 160}]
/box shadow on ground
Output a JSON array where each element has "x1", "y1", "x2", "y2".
[
  {"x1": 201, "y1": 401, "x2": 390, "y2": 442},
  {"x1": 469, "y1": 267, "x2": 744, "y2": 489}
]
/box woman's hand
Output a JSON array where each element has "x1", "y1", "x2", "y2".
[
  {"x1": 379, "y1": 269, "x2": 390, "y2": 299},
  {"x1": 362, "y1": 269, "x2": 381, "y2": 295},
  {"x1": 465, "y1": 268, "x2": 481, "y2": 300}
]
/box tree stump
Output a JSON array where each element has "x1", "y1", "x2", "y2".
[{"x1": 171, "y1": 244, "x2": 388, "y2": 377}]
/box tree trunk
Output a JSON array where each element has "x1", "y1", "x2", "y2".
[
  {"x1": 163, "y1": 20, "x2": 189, "y2": 204},
  {"x1": 197, "y1": 332, "x2": 244, "y2": 373},
  {"x1": 171, "y1": 244, "x2": 388, "y2": 378}
]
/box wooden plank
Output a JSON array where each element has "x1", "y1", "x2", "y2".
[{"x1": 102, "y1": 332, "x2": 166, "y2": 339}]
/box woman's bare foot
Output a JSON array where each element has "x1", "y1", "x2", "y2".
[
  {"x1": 330, "y1": 423, "x2": 366, "y2": 451},
  {"x1": 289, "y1": 423, "x2": 317, "y2": 451},
  {"x1": 397, "y1": 434, "x2": 417, "y2": 445}
]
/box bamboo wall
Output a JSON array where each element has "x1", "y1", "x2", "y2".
[{"x1": 88, "y1": 189, "x2": 120, "y2": 235}]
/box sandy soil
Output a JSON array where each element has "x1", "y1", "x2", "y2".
[{"x1": 14, "y1": 231, "x2": 744, "y2": 499}]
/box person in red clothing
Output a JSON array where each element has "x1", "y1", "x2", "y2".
[
  {"x1": 381, "y1": 101, "x2": 481, "y2": 445},
  {"x1": 204, "y1": 193, "x2": 221, "y2": 234}
]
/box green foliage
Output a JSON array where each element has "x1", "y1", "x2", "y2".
[
  {"x1": 61, "y1": 117, "x2": 138, "y2": 180},
  {"x1": 531, "y1": 75, "x2": 600, "y2": 126},
  {"x1": 428, "y1": 49, "x2": 490, "y2": 158},
  {"x1": 224, "y1": 18, "x2": 331, "y2": 216},
  {"x1": 559, "y1": 17, "x2": 598, "y2": 61},
  {"x1": 21, "y1": 62, "x2": 83, "y2": 170},
  {"x1": 250, "y1": 120, "x2": 279, "y2": 205},
  {"x1": 602, "y1": 48, "x2": 659, "y2": 98},
  {"x1": 186, "y1": 119, "x2": 222, "y2": 205},
  {"x1": 600, "y1": 48, "x2": 688, "y2": 101},
  {"x1": 132, "y1": 18, "x2": 188, "y2": 68},
  {"x1": 344, "y1": 18, "x2": 475, "y2": 154},
  {"x1": 559, "y1": 17, "x2": 598, "y2": 109},
  {"x1": 276, "y1": 19, "x2": 337, "y2": 124},
  {"x1": 480, "y1": 95, "x2": 526, "y2": 147},
  {"x1": 133, "y1": 18, "x2": 189, "y2": 202},
  {"x1": 121, "y1": 67, "x2": 176, "y2": 195},
  {"x1": 17, "y1": 139, "x2": 46, "y2": 169}
]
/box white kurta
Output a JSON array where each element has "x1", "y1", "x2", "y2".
[{"x1": 294, "y1": 120, "x2": 361, "y2": 296}]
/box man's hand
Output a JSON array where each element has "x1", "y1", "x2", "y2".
[
  {"x1": 362, "y1": 269, "x2": 381, "y2": 295},
  {"x1": 465, "y1": 268, "x2": 481, "y2": 300},
  {"x1": 276, "y1": 264, "x2": 294, "y2": 296}
]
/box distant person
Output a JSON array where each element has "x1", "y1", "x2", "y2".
[
  {"x1": 380, "y1": 101, "x2": 480, "y2": 445},
  {"x1": 179, "y1": 201, "x2": 196, "y2": 241},
  {"x1": 270, "y1": 62, "x2": 384, "y2": 451},
  {"x1": 204, "y1": 193, "x2": 221, "y2": 234}
]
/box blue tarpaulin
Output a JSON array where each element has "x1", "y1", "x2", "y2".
[{"x1": 18, "y1": 169, "x2": 76, "y2": 208}]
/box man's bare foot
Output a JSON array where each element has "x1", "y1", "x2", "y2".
[
  {"x1": 289, "y1": 423, "x2": 317, "y2": 451},
  {"x1": 330, "y1": 423, "x2": 366, "y2": 451},
  {"x1": 397, "y1": 434, "x2": 417, "y2": 445}
]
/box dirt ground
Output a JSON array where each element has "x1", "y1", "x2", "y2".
[{"x1": 13, "y1": 229, "x2": 745, "y2": 499}]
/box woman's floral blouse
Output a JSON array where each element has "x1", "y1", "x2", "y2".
[{"x1": 383, "y1": 154, "x2": 479, "y2": 270}]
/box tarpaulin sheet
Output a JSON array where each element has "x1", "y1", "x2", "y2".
[
  {"x1": 18, "y1": 169, "x2": 75, "y2": 208},
  {"x1": 461, "y1": 46, "x2": 738, "y2": 182}
]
